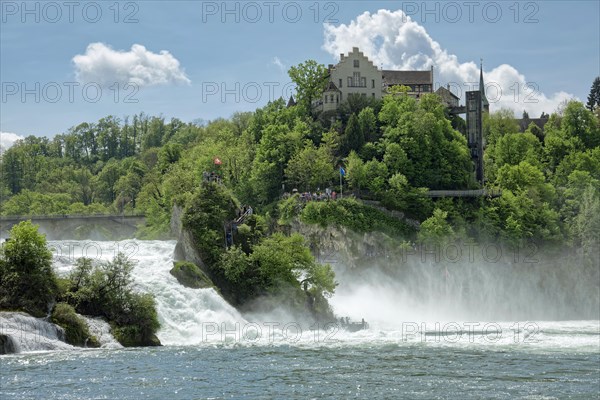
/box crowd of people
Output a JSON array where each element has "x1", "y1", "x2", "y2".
[
  {"x1": 283, "y1": 188, "x2": 340, "y2": 202},
  {"x1": 202, "y1": 171, "x2": 222, "y2": 184}
]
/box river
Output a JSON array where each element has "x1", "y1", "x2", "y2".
[{"x1": 1, "y1": 240, "x2": 598, "y2": 399}]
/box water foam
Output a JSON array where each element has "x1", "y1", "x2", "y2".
[
  {"x1": 44, "y1": 240, "x2": 599, "y2": 352},
  {"x1": 0, "y1": 312, "x2": 73, "y2": 353},
  {"x1": 50, "y1": 240, "x2": 245, "y2": 346}
]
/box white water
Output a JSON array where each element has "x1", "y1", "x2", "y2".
[
  {"x1": 20, "y1": 239, "x2": 592, "y2": 353},
  {"x1": 50, "y1": 240, "x2": 245, "y2": 346},
  {"x1": 80, "y1": 316, "x2": 122, "y2": 349},
  {"x1": 0, "y1": 312, "x2": 72, "y2": 352}
]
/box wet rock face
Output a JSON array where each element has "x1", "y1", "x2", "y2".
[
  {"x1": 0, "y1": 334, "x2": 18, "y2": 354},
  {"x1": 170, "y1": 205, "x2": 206, "y2": 268}
]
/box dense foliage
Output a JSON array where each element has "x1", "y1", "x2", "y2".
[
  {"x1": 60, "y1": 254, "x2": 161, "y2": 346},
  {"x1": 300, "y1": 197, "x2": 415, "y2": 237},
  {"x1": 0, "y1": 221, "x2": 57, "y2": 317},
  {"x1": 1, "y1": 68, "x2": 598, "y2": 318},
  {"x1": 51, "y1": 302, "x2": 100, "y2": 347},
  {"x1": 0, "y1": 221, "x2": 160, "y2": 347}
]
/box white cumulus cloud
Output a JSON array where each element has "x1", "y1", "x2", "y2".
[
  {"x1": 73, "y1": 43, "x2": 191, "y2": 88},
  {"x1": 0, "y1": 132, "x2": 25, "y2": 154},
  {"x1": 323, "y1": 9, "x2": 574, "y2": 116}
]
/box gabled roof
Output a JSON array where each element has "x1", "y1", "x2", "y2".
[
  {"x1": 382, "y1": 70, "x2": 432, "y2": 85},
  {"x1": 436, "y1": 86, "x2": 459, "y2": 99},
  {"x1": 324, "y1": 81, "x2": 341, "y2": 92}
]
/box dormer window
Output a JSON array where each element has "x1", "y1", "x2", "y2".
[{"x1": 354, "y1": 60, "x2": 359, "y2": 68}]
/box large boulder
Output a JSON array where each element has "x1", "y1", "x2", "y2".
[{"x1": 170, "y1": 261, "x2": 213, "y2": 289}]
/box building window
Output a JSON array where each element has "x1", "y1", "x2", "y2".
[
  {"x1": 354, "y1": 60, "x2": 359, "y2": 68},
  {"x1": 372, "y1": 79, "x2": 375, "y2": 88},
  {"x1": 336, "y1": 95, "x2": 339, "y2": 103},
  {"x1": 324, "y1": 95, "x2": 328, "y2": 103},
  {"x1": 353, "y1": 72, "x2": 360, "y2": 86},
  {"x1": 339, "y1": 79, "x2": 342, "y2": 88},
  {"x1": 330, "y1": 94, "x2": 334, "y2": 103},
  {"x1": 361, "y1": 77, "x2": 366, "y2": 87},
  {"x1": 347, "y1": 77, "x2": 352, "y2": 87},
  {"x1": 372, "y1": 93, "x2": 375, "y2": 98}
]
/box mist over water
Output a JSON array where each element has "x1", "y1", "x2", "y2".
[
  {"x1": 330, "y1": 244, "x2": 600, "y2": 326},
  {"x1": 44, "y1": 239, "x2": 600, "y2": 351},
  {"x1": 2, "y1": 238, "x2": 598, "y2": 400}
]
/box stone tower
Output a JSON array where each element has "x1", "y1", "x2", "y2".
[{"x1": 465, "y1": 61, "x2": 487, "y2": 183}]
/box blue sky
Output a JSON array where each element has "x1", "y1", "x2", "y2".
[{"x1": 1, "y1": 0, "x2": 599, "y2": 142}]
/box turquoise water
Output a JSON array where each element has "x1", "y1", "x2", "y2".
[
  {"x1": 2, "y1": 240, "x2": 598, "y2": 399},
  {"x1": 1, "y1": 343, "x2": 599, "y2": 399}
]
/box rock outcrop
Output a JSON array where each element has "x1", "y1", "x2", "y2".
[
  {"x1": 171, "y1": 205, "x2": 207, "y2": 267},
  {"x1": 170, "y1": 261, "x2": 213, "y2": 289}
]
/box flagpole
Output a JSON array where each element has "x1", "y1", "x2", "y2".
[{"x1": 339, "y1": 167, "x2": 343, "y2": 198}]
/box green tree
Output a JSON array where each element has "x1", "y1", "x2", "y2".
[
  {"x1": 1, "y1": 190, "x2": 71, "y2": 215},
  {"x1": 288, "y1": 60, "x2": 329, "y2": 115},
  {"x1": 250, "y1": 116, "x2": 305, "y2": 203},
  {"x1": 339, "y1": 94, "x2": 381, "y2": 124},
  {"x1": 363, "y1": 159, "x2": 389, "y2": 193},
  {"x1": 183, "y1": 181, "x2": 238, "y2": 267},
  {"x1": 345, "y1": 151, "x2": 366, "y2": 191},
  {"x1": 0, "y1": 221, "x2": 57, "y2": 317},
  {"x1": 483, "y1": 108, "x2": 520, "y2": 147},
  {"x1": 586, "y1": 76, "x2": 600, "y2": 111},
  {"x1": 250, "y1": 233, "x2": 336, "y2": 298},
  {"x1": 418, "y1": 208, "x2": 455, "y2": 244},
  {"x1": 358, "y1": 107, "x2": 379, "y2": 142},
  {"x1": 562, "y1": 101, "x2": 600, "y2": 149},
  {"x1": 380, "y1": 93, "x2": 472, "y2": 189},
  {"x1": 64, "y1": 254, "x2": 160, "y2": 346},
  {"x1": 573, "y1": 184, "x2": 600, "y2": 257},
  {"x1": 341, "y1": 113, "x2": 364, "y2": 155},
  {"x1": 285, "y1": 141, "x2": 335, "y2": 191}
]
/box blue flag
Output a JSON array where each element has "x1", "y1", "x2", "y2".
[{"x1": 339, "y1": 167, "x2": 346, "y2": 177}]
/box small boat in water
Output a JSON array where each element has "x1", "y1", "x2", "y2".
[{"x1": 338, "y1": 317, "x2": 369, "y2": 332}]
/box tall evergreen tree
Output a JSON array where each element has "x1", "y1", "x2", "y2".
[
  {"x1": 586, "y1": 76, "x2": 600, "y2": 111},
  {"x1": 341, "y1": 113, "x2": 364, "y2": 155}
]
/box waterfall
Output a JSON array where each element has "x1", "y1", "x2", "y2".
[
  {"x1": 50, "y1": 240, "x2": 246, "y2": 346},
  {"x1": 0, "y1": 312, "x2": 73, "y2": 353},
  {"x1": 80, "y1": 316, "x2": 123, "y2": 349}
]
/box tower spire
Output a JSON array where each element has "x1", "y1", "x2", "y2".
[{"x1": 479, "y1": 58, "x2": 489, "y2": 110}]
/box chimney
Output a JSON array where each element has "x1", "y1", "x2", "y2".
[{"x1": 340, "y1": 53, "x2": 344, "y2": 60}]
